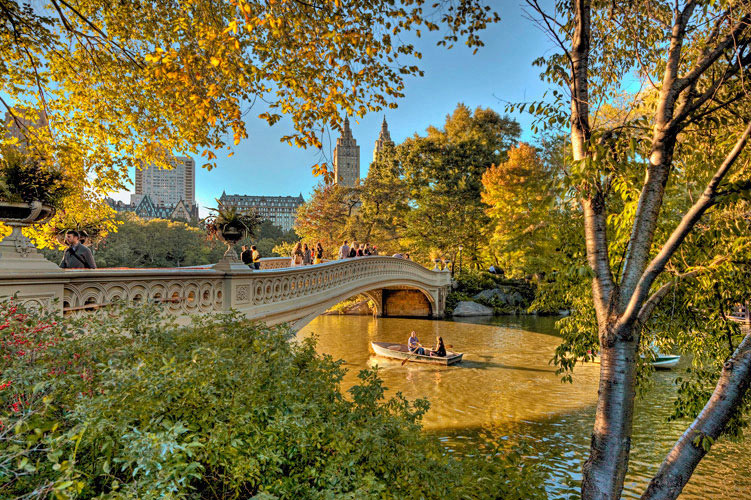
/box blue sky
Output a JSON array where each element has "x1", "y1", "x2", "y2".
[{"x1": 111, "y1": 2, "x2": 556, "y2": 214}]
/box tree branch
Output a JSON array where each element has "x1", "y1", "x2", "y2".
[
  {"x1": 622, "y1": 121, "x2": 751, "y2": 326},
  {"x1": 636, "y1": 270, "x2": 699, "y2": 325},
  {"x1": 673, "y1": 11, "x2": 751, "y2": 96},
  {"x1": 618, "y1": 0, "x2": 697, "y2": 304},
  {"x1": 641, "y1": 331, "x2": 751, "y2": 500}
]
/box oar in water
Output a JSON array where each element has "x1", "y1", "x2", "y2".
[{"x1": 401, "y1": 345, "x2": 453, "y2": 366}]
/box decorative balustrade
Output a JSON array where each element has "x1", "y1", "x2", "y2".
[{"x1": 0, "y1": 256, "x2": 451, "y2": 330}]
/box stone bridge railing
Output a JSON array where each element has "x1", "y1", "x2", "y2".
[{"x1": 0, "y1": 256, "x2": 451, "y2": 330}]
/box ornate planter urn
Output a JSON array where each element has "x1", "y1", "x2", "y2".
[
  {"x1": 212, "y1": 225, "x2": 251, "y2": 272},
  {"x1": 0, "y1": 200, "x2": 59, "y2": 273}
]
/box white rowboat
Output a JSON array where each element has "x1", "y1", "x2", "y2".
[
  {"x1": 588, "y1": 352, "x2": 681, "y2": 369},
  {"x1": 371, "y1": 341, "x2": 463, "y2": 366}
]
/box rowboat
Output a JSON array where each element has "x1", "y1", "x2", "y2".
[
  {"x1": 587, "y1": 352, "x2": 681, "y2": 369},
  {"x1": 651, "y1": 354, "x2": 681, "y2": 369},
  {"x1": 370, "y1": 341, "x2": 463, "y2": 366}
]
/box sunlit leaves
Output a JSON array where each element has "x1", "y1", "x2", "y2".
[{"x1": 0, "y1": 0, "x2": 499, "y2": 245}]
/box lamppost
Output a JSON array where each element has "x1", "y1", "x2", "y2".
[{"x1": 457, "y1": 245, "x2": 463, "y2": 278}]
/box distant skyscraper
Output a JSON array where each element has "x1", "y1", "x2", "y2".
[
  {"x1": 372, "y1": 116, "x2": 393, "y2": 161},
  {"x1": 333, "y1": 116, "x2": 360, "y2": 186},
  {"x1": 3, "y1": 109, "x2": 47, "y2": 153},
  {"x1": 133, "y1": 156, "x2": 196, "y2": 208}
]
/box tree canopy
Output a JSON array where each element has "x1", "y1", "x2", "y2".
[
  {"x1": 294, "y1": 104, "x2": 522, "y2": 265},
  {"x1": 1, "y1": 0, "x2": 499, "y2": 244}
]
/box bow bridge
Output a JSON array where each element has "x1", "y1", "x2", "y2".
[{"x1": 0, "y1": 255, "x2": 451, "y2": 330}]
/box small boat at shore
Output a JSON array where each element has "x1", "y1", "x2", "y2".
[
  {"x1": 587, "y1": 352, "x2": 681, "y2": 369},
  {"x1": 650, "y1": 354, "x2": 681, "y2": 369},
  {"x1": 371, "y1": 341, "x2": 463, "y2": 366}
]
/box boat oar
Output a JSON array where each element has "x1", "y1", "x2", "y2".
[{"x1": 401, "y1": 345, "x2": 453, "y2": 366}]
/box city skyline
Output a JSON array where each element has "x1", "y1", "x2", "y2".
[{"x1": 109, "y1": 6, "x2": 552, "y2": 214}]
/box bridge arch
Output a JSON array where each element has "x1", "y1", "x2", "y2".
[{"x1": 288, "y1": 280, "x2": 439, "y2": 331}]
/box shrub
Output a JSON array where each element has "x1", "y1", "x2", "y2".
[
  {"x1": 453, "y1": 269, "x2": 496, "y2": 295},
  {"x1": 1, "y1": 302, "x2": 545, "y2": 499},
  {"x1": 445, "y1": 292, "x2": 473, "y2": 316},
  {"x1": 0, "y1": 149, "x2": 72, "y2": 208}
]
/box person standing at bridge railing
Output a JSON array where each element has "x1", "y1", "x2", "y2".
[
  {"x1": 338, "y1": 240, "x2": 349, "y2": 260},
  {"x1": 314, "y1": 242, "x2": 324, "y2": 264},
  {"x1": 240, "y1": 245, "x2": 252, "y2": 267},
  {"x1": 302, "y1": 243, "x2": 312, "y2": 265},
  {"x1": 59, "y1": 230, "x2": 97, "y2": 269},
  {"x1": 251, "y1": 245, "x2": 261, "y2": 270},
  {"x1": 290, "y1": 242, "x2": 303, "y2": 267}
]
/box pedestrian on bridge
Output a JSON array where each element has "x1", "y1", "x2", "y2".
[
  {"x1": 241, "y1": 245, "x2": 252, "y2": 266},
  {"x1": 314, "y1": 242, "x2": 324, "y2": 264},
  {"x1": 290, "y1": 242, "x2": 304, "y2": 267},
  {"x1": 59, "y1": 230, "x2": 97, "y2": 269},
  {"x1": 251, "y1": 245, "x2": 261, "y2": 270},
  {"x1": 303, "y1": 243, "x2": 312, "y2": 265},
  {"x1": 338, "y1": 240, "x2": 350, "y2": 260}
]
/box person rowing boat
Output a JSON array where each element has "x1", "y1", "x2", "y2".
[{"x1": 407, "y1": 331, "x2": 425, "y2": 355}]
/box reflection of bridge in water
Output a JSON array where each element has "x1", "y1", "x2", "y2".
[{"x1": 1, "y1": 256, "x2": 451, "y2": 331}]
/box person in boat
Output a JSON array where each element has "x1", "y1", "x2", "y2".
[
  {"x1": 407, "y1": 331, "x2": 425, "y2": 355},
  {"x1": 427, "y1": 336, "x2": 447, "y2": 357}
]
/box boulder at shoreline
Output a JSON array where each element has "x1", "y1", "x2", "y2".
[
  {"x1": 473, "y1": 288, "x2": 525, "y2": 306},
  {"x1": 452, "y1": 301, "x2": 494, "y2": 317}
]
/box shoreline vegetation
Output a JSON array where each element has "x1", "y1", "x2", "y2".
[{"x1": 0, "y1": 301, "x2": 545, "y2": 499}]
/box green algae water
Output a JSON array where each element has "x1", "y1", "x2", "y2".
[{"x1": 298, "y1": 315, "x2": 750, "y2": 499}]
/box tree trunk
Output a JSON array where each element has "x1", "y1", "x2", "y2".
[
  {"x1": 641, "y1": 331, "x2": 751, "y2": 500},
  {"x1": 582, "y1": 329, "x2": 640, "y2": 499}
]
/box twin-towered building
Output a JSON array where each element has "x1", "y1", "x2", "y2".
[{"x1": 333, "y1": 116, "x2": 393, "y2": 187}]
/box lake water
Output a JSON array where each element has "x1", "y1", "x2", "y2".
[{"x1": 298, "y1": 315, "x2": 751, "y2": 499}]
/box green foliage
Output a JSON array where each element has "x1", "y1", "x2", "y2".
[
  {"x1": 0, "y1": 302, "x2": 546, "y2": 499},
  {"x1": 42, "y1": 213, "x2": 297, "y2": 267},
  {"x1": 294, "y1": 184, "x2": 362, "y2": 258},
  {"x1": 399, "y1": 105, "x2": 521, "y2": 266},
  {"x1": 357, "y1": 143, "x2": 411, "y2": 256},
  {"x1": 453, "y1": 268, "x2": 502, "y2": 295},
  {"x1": 204, "y1": 200, "x2": 263, "y2": 240},
  {"x1": 0, "y1": 148, "x2": 72, "y2": 208}
]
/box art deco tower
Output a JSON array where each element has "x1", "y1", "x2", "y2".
[
  {"x1": 333, "y1": 116, "x2": 360, "y2": 186},
  {"x1": 372, "y1": 116, "x2": 394, "y2": 161}
]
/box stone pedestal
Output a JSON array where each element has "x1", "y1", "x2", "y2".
[
  {"x1": 212, "y1": 244, "x2": 253, "y2": 272},
  {"x1": 0, "y1": 225, "x2": 59, "y2": 273}
]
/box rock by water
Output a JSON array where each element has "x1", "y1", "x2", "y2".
[
  {"x1": 452, "y1": 301, "x2": 494, "y2": 317},
  {"x1": 473, "y1": 288, "x2": 525, "y2": 306}
]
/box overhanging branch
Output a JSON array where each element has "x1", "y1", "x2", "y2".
[{"x1": 622, "y1": 121, "x2": 751, "y2": 326}]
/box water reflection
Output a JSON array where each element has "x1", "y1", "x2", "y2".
[{"x1": 298, "y1": 315, "x2": 750, "y2": 499}]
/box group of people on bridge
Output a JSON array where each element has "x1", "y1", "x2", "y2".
[
  {"x1": 337, "y1": 240, "x2": 379, "y2": 259},
  {"x1": 290, "y1": 242, "x2": 324, "y2": 267}
]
